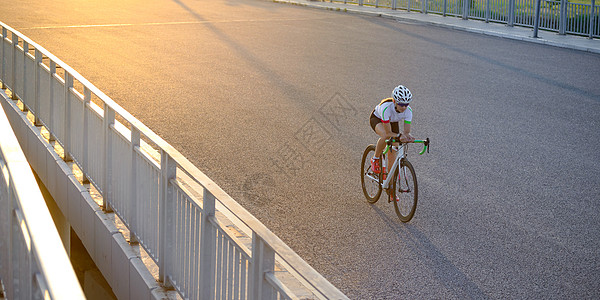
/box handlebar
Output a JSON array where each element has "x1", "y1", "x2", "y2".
[
  {"x1": 414, "y1": 138, "x2": 430, "y2": 155},
  {"x1": 383, "y1": 137, "x2": 430, "y2": 155}
]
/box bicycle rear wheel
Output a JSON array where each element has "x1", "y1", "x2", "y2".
[
  {"x1": 361, "y1": 144, "x2": 382, "y2": 203},
  {"x1": 392, "y1": 159, "x2": 418, "y2": 222}
]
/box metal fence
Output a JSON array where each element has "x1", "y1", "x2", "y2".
[
  {"x1": 335, "y1": 0, "x2": 599, "y2": 38},
  {"x1": 0, "y1": 89, "x2": 85, "y2": 298},
  {"x1": 0, "y1": 21, "x2": 347, "y2": 300}
]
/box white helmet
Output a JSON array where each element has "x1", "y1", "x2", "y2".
[{"x1": 392, "y1": 85, "x2": 412, "y2": 104}]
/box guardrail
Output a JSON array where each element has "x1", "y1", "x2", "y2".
[
  {"x1": 0, "y1": 21, "x2": 347, "y2": 300},
  {"x1": 0, "y1": 90, "x2": 85, "y2": 298},
  {"x1": 332, "y1": 0, "x2": 599, "y2": 38}
]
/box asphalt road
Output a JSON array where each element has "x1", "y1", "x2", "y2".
[{"x1": 2, "y1": 0, "x2": 600, "y2": 298}]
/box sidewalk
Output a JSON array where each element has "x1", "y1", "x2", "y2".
[{"x1": 274, "y1": 0, "x2": 600, "y2": 54}]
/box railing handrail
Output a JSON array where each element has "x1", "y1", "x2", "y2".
[
  {"x1": 1, "y1": 20, "x2": 347, "y2": 299},
  {"x1": 0, "y1": 91, "x2": 85, "y2": 299},
  {"x1": 331, "y1": 0, "x2": 599, "y2": 38}
]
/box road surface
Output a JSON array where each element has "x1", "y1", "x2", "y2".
[{"x1": 2, "y1": 0, "x2": 599, "y2": 298}]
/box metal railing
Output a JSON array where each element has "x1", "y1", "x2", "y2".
[
  {"x1": 0, "y1": 21, "x2": 347, "y2": 300},
  {"x1": 0, "y1": 91, "x2": 85, "y2": 298},
  {"x1": 336, "y1": 0, "x2": 599, "y2": 38}
]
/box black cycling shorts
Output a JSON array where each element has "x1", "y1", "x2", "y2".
[{"x1": 370, "y1": 111, "x2": 399, "y2": 134}]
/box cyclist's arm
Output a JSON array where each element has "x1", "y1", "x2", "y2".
[
  {"x1": 400, "y1": 122, "x2": 415, "y2": 143},
  {"x1": 381, "y1": 122, "x2": 397, "y2": 139},
  {"x1": 378, "y1": 102, "x2": 398, "y2": 139}
]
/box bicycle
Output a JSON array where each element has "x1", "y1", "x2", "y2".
[{"x1": 361, "y1": 137, "x2": 430, "y2": 222}]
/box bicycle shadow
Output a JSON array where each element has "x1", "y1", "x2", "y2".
[{"x1": 370, "y1": 204, "x2": 490, "y2": 300}]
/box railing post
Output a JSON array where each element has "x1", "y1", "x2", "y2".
[
  {"x1": 359, "y1": 0, "x2": 363, "y2": 6},
  {"x1": 199, "y1": 189, "x2": 216, "y2": 299},
  {"x1": 11, "y1": 34, "x2": 17, "y2": 100},
  {"x1": 486, "y1": 0, "x2": 491, "y2": 22},
  {"x1": 250, "y1": 233, "x2": 275, "y2": 300},
  {"x1": 129, "y1": 127, "x2": 140, "y2": 244},
  {"x1": 463, "y1": 0, "x2": 470, "y2": 19},
  {"x1": 533, "y1": 0, "x2": 542, "y2": 37},
  {"x1": 408, "y1": 0, "x2": 412, "y2": 12},
  {"x1": 34, "y1": 50, "x2": 42, "y2": 126},
  {"x1": 63, "y1": 72, "x2": 73, "y2": 161},
  {"x1": 48, "y1": 61, "x2": 56, "y2": 141},
  {"x1": 393, "y1": 0, "x2": 397, "y2": 10},
  {"x1": 102, "y1": 103, "x2": 115, "y2": 211},
  {"x1": 559, "y1": 0, "x2": 566, "y2": 34},
  {"x1": 1, "y1": 27, "x2": 5, "y2": 89},
  {"x1": 22, "y1": 41, "x2": 29, "y2": 109},
  {"x1": 590, "y1": 0, "x2": 597, "y2": 39},
  {"x1": 508, "y1": 0, "x2": 515, "y2": 26},
  {"x1": 82, "y1": 88, "x2": 91, "y2": 182},
  {"x1": 444, "y1": 0, "x2": 447, "y2": 16},
  {"x1": 158, "y1": 151, "x2": 176, "y2": 287}
]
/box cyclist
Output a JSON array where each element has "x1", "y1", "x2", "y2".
[{"x1": 369, "y1": 85, "x2": 415, "y2": 178}]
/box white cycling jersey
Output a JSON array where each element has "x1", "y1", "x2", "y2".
[{"x1": 373, "y1": 98, "x2": 413, "y2": 124}]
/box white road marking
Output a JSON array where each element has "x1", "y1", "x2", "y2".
[{"x1": 21, "y1": 18, "x2": 330, "y2": 30}]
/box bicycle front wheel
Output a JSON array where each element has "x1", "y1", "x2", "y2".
[
  {"x1": 392, "y1": 159, "x2": 418, "y2": 222},
  {"x1": 361, "y1": 144, "x2": 382, "y2": 203}
]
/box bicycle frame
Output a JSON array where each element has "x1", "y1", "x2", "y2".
[
  {"x1": 380, "y1": 138, "x2": 429, "y2": 190},
  {"x1": 361, "y1": 137, "x2": 429, "y2": 222},
  {"x1": 381, "y1": 144, "x2": 406, "y2": 190},
  {"x1": 363, "y1": 138, "x2": 428, "y2": 189}
]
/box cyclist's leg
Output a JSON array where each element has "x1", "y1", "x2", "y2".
[
  {"x1": 370, "y1": 113, "x2": 386, "y2": 158},
  {"x1": 374, "y1": 123, "x2": 394, "y2": 157},
  {"x1": 379, "y1": 122, "x2": 400, "y2": 168},
  {"x1": 374, "y1": 135, "x2": 386, "y2": 158}
]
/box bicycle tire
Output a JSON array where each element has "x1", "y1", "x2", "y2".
[
  {"x1": 392, "y1": 159, "x2": 418, "y2": 222},
  {"x1": 361, "y1": 144, "x2": 382, "y2": 204}
]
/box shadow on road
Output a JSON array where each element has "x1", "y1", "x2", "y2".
[
  {"x1": 371, "y1": 204, "x2": 490, "y2": 300},
  {"x1": 170, "y1": 0, "x2": 313, "y2": 107},
  {"x1": 364, "y1": 17, "x2": 600, "y2": 103}
]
